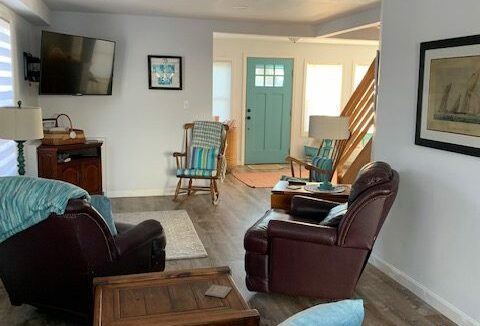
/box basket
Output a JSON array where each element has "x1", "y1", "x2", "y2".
[{"x1": 42, "y1": 114, "x2": 86, "y2": 146}]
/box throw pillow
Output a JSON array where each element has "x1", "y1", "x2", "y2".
[
  {"x1": 320, "y1": 202, "x2": 348, "y2": 227},
  {"x1": 190, "y1": 146, "x2": 219, "y2": 170},
  {"x1": 90, "y1": 195, "x2": 117, "y2": 236},
  {"x1": 278, "y1": 299, "x2": 364, "y2": 326},
  {"x1": 310, "y1": 156, "x2": 333, "y2": 182}
]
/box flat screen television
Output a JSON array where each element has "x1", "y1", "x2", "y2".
[{"x1": 40, "y1": 31, "x2": 116, "y2": 95}]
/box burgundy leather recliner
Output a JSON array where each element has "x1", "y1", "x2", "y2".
[
  {"x1": 244, "y1": 161, "x2": 399, "y2": 299},
  {"x1": 0, "y1": 199, "x2": 166, "y2": 318}
]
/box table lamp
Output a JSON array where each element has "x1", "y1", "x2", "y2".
[
  {"x1": 0, "y1": 101, "x2": 44, "y2": 175},
  {"x1": 308, "y1": 115, "x2": 350, "y2": 190}
]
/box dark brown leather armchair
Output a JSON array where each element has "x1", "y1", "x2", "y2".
[
  {"x1": 0, "y1": 199, "x2": 166, "y2": 318},
  {"x1": 244, "y1": 161, "x2": 399, "y2": 299}
]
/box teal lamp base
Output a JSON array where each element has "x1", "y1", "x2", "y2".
[
  {"x1": 318, "y1": 181, "x2": 334, "y2": 191},
  {"x1": 16, "y1": 140, "x2": 26, "y2": 176}
]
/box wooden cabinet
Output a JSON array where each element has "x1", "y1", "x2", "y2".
[{"x1": 37, "y1": 142, "x2": 103, "y2": 195}]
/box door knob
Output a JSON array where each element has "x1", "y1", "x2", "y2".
[
  {"x1": 246, "y1": 116, "x2": 251, "y2": 120},
  {"x1": 247, "y1": 109, "x2": 251, "y2": 112}
]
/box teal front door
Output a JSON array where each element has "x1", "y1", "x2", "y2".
[{"x1": 245, "y1": 57, "x2": 293, "y2": 164}]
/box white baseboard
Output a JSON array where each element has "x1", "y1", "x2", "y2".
[
  {"x1": 369, "y1": 254, "x2": 479, "y2": 326},
  {"x1": 107, "y1": 189, "x2": 175, "y2": 198}
]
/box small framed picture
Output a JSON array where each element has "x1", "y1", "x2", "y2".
[
  {"x1": 42, "y1": 118, "x2": 57, "y2": 130},
  {"x1": 148, "y1": 55, "x2": 182, "y2": 90}
]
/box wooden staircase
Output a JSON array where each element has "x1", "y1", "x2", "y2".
[{"x1": 335, "y1": 58, "x2": 377, "y2": 183}]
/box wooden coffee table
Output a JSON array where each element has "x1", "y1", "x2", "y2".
[
  {"x1": 93, "y1": 266, "x2": 259, "y2": 326},
  {"x1": 271, "y1": 180, "x2": 350, "y2": 211}
]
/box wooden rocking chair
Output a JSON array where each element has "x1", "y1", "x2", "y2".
[{"x1": 173, "y1": 122, "x2": 229, "y2": 204}]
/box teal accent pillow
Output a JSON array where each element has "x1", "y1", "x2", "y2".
[
  {"x1": 190, "y1": 146, "x2": 219, "y2": 170},
  {"x1": 90, "y1": 195, "x2": 117, "y2": 236},
  {"x1": 310, "y1": 156, "x2": 333, "y2": 182},
  {"x1": 278, "y1": 299, "x2": 364, "y2": 326}
]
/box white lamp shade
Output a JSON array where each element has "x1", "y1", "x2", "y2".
[
  {"x1": 0, "y1": 107, "x2": 44, "y2": 141},
  {"x1": 308, "y1": 116, "x2": 350, "y2": 140}
]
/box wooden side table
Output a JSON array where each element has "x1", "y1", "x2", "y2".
[
  {"x1": 271, "y1": 180, "x2": 350, "y2": 211},
  {"x1": 93, "y1": 266, "x2": 259, "y2": 326},
  {"x1": 37, "y1": 142, "x2": 103, "y2": 194}
]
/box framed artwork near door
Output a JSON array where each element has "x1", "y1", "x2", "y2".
[
  {"x1": 416, "y1": 34, "x2": 480, "y2": 157},
  {"x1": 148, "y1": 55, "x2": 182, "y2": 90}
]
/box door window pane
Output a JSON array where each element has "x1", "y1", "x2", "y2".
[
  {"x1": 212, "y1": 61, "x2": 232, "y2": 121},
  {"x1": 265, "y1": 76, "x2": 274, "y2": 87},
  {"x1": 304, "y1": 64, "x2": 343, "y2": 133},
  {"x1": 275, "y1": 65, "x2": 284, "y2": 75},
  {"x1": 265, "y1": 64, "x2": 274, "y2": 75},
  {"x1": 255, "y1": 76, "x2": 264, "y2": 87},
  {"x1": 255, "y1": 65, "x2": 264, "y2": 75},
  {"x1": 274, "y1": 76, "x2": 284, "y2": 87}
]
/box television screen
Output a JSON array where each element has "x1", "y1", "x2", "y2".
[{"x1": 40, "y1": 31, "x2": 116, "y2": 95}]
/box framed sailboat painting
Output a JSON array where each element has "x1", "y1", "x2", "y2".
[{"x1": 416, "y1": 34, "x2": 480, "y2": 157}]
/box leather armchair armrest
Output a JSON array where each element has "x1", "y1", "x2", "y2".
[
  {"x1": 290, "y1": 195, "x2": 340, "y2": 220},
  {"x1": 114, "y1": 219, "x2": 165, "y2": 257},
  {"x1": 115, "y1": 222, "x2": 133, "y2": 234},
  {"x1": 267, "y1": 219, "x2": 337, "y2": 246}
]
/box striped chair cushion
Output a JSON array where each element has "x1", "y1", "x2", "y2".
[
  {"x1": 310, "y1": 156, "x2": 333, "y2": 182},
  {"x1": 190, "y1": 146, "x2": 219, "y2": 170},
  {"x1": 176, "y1": 169, "x2": 217, "y2": 177}
]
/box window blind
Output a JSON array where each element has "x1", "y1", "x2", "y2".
[
  {"x1": 0, "y1": 18, "x2": 16, "y2": 176},
  {"x1": 0, "y1": 18, "x2": 13, "y2": 107}
]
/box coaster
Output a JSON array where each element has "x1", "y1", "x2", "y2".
[
  {"x1": 205, "y1": 284, "x2": 232, "y2": 298},
  {"x1": 304, "y1": 185, "x2": 346, "y2": 193}
]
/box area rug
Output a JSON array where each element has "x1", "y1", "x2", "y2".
[
  {"x1": 232, "y1": 169, "x2": 291, "y2": 188},
  {"x1": 247, "y1": 164, "x2": 285, "y2": 170},
  {"x1": 114, "y1": 210, "x2": 208, "y2": 261}
]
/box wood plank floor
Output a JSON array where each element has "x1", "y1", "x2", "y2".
[{"x1": 0, "y1": 175, "x2": 456, "y2": 325}]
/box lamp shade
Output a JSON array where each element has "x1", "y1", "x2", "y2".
[
  {"x1": 0, "y1": 106, "x2": 44, "y2": 141},
  {"x1": 308, "y1": 116, "x2": 350, "y2": 140}
]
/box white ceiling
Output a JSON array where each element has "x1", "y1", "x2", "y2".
[{"x1": 42, "y1": 0, "x2": 380, "y2": 24}]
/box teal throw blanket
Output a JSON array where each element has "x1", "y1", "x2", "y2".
[{"x1": 0, "y1": 176, "x2": 90, "y2": 243}]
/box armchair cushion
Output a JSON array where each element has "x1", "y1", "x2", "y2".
[
  {"x1": 278, "y1": 299, "x2": 364, "y2": 326},
  {"x1": 90, "y1": 195, "x2": 117, "y2": 236},
  {"x1": 290, "y1": 195, "x2": 339, "y2": 220},
  {"x1": 190, "y1": 146, "x2": 219, "y2": 170},
  {"x1": 268, "y1": 219, "x2": 337, "y2": 246},
  {"x1": 115, "y1": 219, "x2": 165, "y2": 257}
]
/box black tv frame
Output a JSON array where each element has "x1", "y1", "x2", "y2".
[{"x1": 39, "y1": 30, "x2": 116, "y2": 96}]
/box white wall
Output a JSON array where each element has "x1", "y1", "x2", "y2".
[
  {"x1": 213, "y1": 37, "x2": 377, "y2": 163},
  {"x1": 373, "y1": 1, "x2": 480, "y2": 325},
  {"x1": 37, "y1": 12, "x2": 216, "y2": 197}
]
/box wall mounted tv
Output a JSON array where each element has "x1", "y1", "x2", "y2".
[{"x1": 40, "y1": 31, "x2": 116, "y2": 95}]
